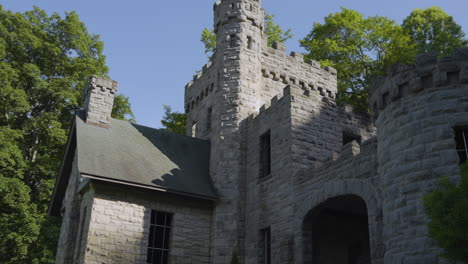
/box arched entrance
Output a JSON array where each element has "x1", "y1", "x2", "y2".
[{"x1": 302, "y1": 195, "x2": 370, "y2": 264}]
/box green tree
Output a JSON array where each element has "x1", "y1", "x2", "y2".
[
  {"x1": 161, "y1": 105, "x2": 187, "y2": 135},
  {"x1": 423, "y1": 162, "x2": 468, "y2": 263},
  {"x1": 201, "y1": 12, "x2": 293, "y2": 55},
  {"x1": 0, "y1": 5, "x2": 133, "y2": 263},
  {"x1": 264, "y1": 13, "x2": 293, "y2": 47},
  {"x1": 300, "y1": 8, "x2": 415, "y2": 112},
  {"x1": 0, "y1": 176, "x2": 40, "y2": 264},
  {"x1": 403, "y1": 7, "x2": 468, "y2": 57},
  {"x1": 201, "y1": 28, "x2": 217, "y2": 54}
]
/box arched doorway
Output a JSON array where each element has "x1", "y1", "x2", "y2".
[{"x1": 302, "y1": 195, "x2": 370, "y2": 264}]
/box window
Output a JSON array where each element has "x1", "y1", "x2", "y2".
[
  {"x1": 74, "y1": 206, "x2": 87, "y2": 262},
  {"x1": 229, "y1": 34, "x2": 237, "y2": 48},
  {"x1": 207, "y1": 107, "x2": 212, "y2": 131},
  {"x1": 455, "y1": 126, "x2": 468, "y2": 164},
  {"x1": 259, "y1": 130, "x2": 271, "y2": 177},
  {"x1": 147, "y1": 210, "x2": 173, "y2": 264},
  {"x1": 191, "y1": 122, "x2": 197, "y2": 137},
  {"x1": 247, "y1": 36, "x2": 253, "y2": 49},
  {"x1": 260, "y1": 227, "x2": 271, "y2": 264}
]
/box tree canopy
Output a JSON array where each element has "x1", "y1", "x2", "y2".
[
  {"x1": 300, "y1": 8, "x2": 415, "y2": 112},
  {"x1": 424, "y1": 162, "x2": 468, "y2": 263},
  {"x1": 160, "y1": 105, "x2": 187, "y2": 135},
  {"x1": 201, "y1": 12, "x2": 293, "y2": 55},
  {"x1": 0, "y1": 5, "x2": 133, "y2": 263},
  {"x1": 300, "y1": 7, "x2": 467, "y2": 112},
  {"x1": 403, "y1": 7, "x2": 468, "y2": 57}
]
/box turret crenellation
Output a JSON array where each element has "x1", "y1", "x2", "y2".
[{"x1": 370, "y1": 47, "x2": 468, "y2": 117}]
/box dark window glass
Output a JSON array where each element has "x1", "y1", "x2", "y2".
[
  {"x1": 455, "y1": 126, "x2": 468, "y2": 164},
  {"x1": 259, "y1": 130, "x2": 271, "y2": 178},
  {"x1": 147, "y1": 210, "x2": 173, "y2": 264}
]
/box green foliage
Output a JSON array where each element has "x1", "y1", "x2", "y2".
[
  {"x1": 112, "y1": 94, "x2": 136, "y2": 122},
  {"x1": 200, "y1": 12, "x2": 292, "y2": 55},
  {"x1": 160, "y1": 105, "x2": 187, "y2": 135},
  {"x1": 403, "y1": 7, "x2": 468, "y2": 57},
  {"x1": 264, "y1": 13, "x2": 293, "y2": 47},
  {"x1": 201, "y1": 28, "x2": 217, "y2": 55},
  {"x1": 300, "y1": 8, "x2": 415, "y2": 112},
  {"x1": 0, "y1": 176, "x2": 40, "y2": 264},
  {"x1": 423, "y1": 162, "x2": 468, "y2": 263},
  {"x1": 230, "y1": 249, "x2": 239, "y2": 264},
  {"x1": 0, "y1": 5, "x2": 133, "y2": 262}
]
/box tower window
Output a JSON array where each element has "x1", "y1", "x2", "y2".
[
  {"x1": 260, "y1": 227, "x2": 271, "y2": 264},
  {"x1": 229, "y1": 34, "x2": 237, "y2": 48},
  {"x1": 207, "y1": 107, "x2": 212, "y2": 131},
  {"x1": 247, "y1": 36, "x2": 253, "y2": 49},
  {"x1": 191, "y1": 121, "x2": 197, "y2": 137},
  {"x1": 259, "y1": 130, "x2": 271, "y2": 178},
  {"x1": 454, "y1": 126, "x2": 468, "y2": 164},
  {"x1": 146, "y1": 210, "x2": 173, "y2": 264}
]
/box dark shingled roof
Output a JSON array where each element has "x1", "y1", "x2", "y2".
[{"x1": 75, "y1": 112, "x2": 217, "y2": 200}]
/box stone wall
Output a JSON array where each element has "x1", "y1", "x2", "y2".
[
  {"x1": 242, "y1": 82, "x2": 376, "y2": 263},
  {"x1": 55, "y1": 149, "x2": 83, "y2": 264},
  {"x1": 81, "y1": 182, "x2": 214, "y2": 264},
  {"x1": 260, "y1": 42, "x2": 337, "y2": 106},
  {"x1": 370, "y1": 49, "x2": 468, "y2": 264}
]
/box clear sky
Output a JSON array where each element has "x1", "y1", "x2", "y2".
[{"x1": 3, "y1": 0, "x2": 468, "y2": 128}]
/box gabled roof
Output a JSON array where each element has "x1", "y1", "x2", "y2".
[{"x1": 49, "y1": 112, "x2": 217, "y2": 216}]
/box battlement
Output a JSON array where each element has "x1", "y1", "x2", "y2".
[
  {"x1": 213, "y1": 0, "x2": 264, "y2": 33},
  {"x1": 370, "y1": 47, "x2": 468, "y2": 117},
  {"x1": 184, "y1": 61, "x2": 217, "y2": 113},
  {"x1": 297, "y1": 137, "x2": 378, "y2": 184},
  {"x1": 253, "y1": 83, "x2": 335, "y2": 119}
]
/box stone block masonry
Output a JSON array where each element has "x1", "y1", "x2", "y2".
[
  {"x1": 82, "y1": 76, "x2": 118, "y2": 128},
  {"x1": 82, "y1": 183, "x2": 213, "y2": 264},
  {"x1": 371, "y1": 48, "x2": 468, "y2": 264}
]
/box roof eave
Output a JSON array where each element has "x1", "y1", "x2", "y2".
[{"x1": 81, "y1": 173, "x2": 219, "y2": 202}]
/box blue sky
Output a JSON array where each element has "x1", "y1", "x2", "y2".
[{"x1": 3, "y1": 0, "x2": 468, "y2": 128}]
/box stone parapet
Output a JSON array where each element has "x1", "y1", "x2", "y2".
[{"x1": 370, "y1": 47, "x2": 468, "y2": 117}]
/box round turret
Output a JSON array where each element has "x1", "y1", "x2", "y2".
[{"x1": 370, "y1": 48, "x2": 468, "y2": 263}]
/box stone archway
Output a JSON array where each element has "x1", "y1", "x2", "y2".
[
  {"x1": 294, "y1": 180, "x2": 384, "y2": 264},
  {"x1": 302, "y1": 195, "x2": 370, "y2": 264}
]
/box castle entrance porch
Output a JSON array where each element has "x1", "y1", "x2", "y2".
[{"x1": 302, "y1": 195, "x2": 370, "y2": 264}]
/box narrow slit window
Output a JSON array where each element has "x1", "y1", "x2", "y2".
[
  {"x1": 207, "y1": 107, "x2": 213, "y2": 131},
  {"x1": 146, "y1": 210, "x2": 173, "y2": 264},
  {"x1": 247, "y1": 36, "x2": 253, "y2": 49},
  {"x1": 229, "y1": 34, "x2": 236, "y2": 48},
  {"x1": 191, "y1": 122, "x2": 197, "y2": 137},
  {"x1": 74, "y1": 206, "x2": 87, "y2": 262},
  {"x1": 260, "y1": 227, "x2": 271, "y2": 264},
  {"x1": 259, "y1": 130, "x2": 271, "y2": 178},
  {"x1": 454, "y1": 126, "x2": 468, "y2": 164}
]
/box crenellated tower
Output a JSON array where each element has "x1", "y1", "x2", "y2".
[
  {"x1": 184, "y1": 0, "x2": 265, "y2": 262},
  {"x1": 370, "y1": 48, "x2": 468, "y2": 263}
]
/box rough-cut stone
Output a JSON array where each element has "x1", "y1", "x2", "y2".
[
  {"x1": 82, "y1": 75, "x2": 118, "y2": 128},
  {"x1": 53, "y1": 0, "x2": 468, "y2": 263}
]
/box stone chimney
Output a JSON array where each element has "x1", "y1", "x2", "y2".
[{"x1": 82, "y1": 76, "x2": 118, "y2": 128}]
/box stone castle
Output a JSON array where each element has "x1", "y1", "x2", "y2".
[{"x1": 49, "y1": 0, "x2": 468, "y2": 263}]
